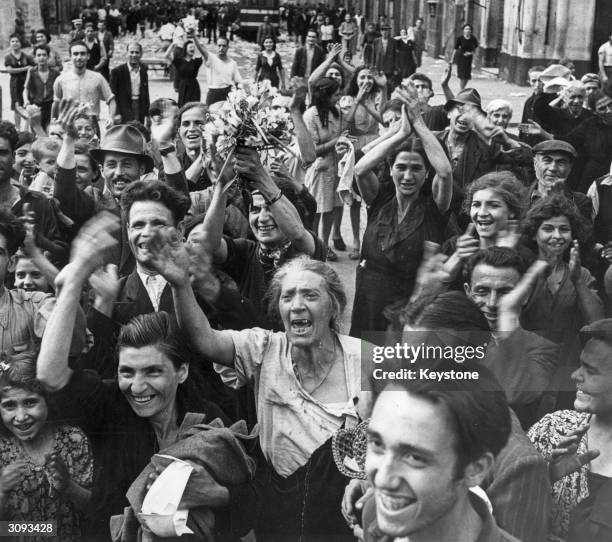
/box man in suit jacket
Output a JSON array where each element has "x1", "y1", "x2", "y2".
[
  {"x1": 110, "y1": 41, "x2": 150, "y2": 124},
  {"x1": 97, "y1": 19, "x2": 114, "y2": 80},
  {"x1": 372, "y1": 24, "x2": 399, "y2": 91},
  {"x1": 291, "y1": 29, "x2": 325, "y2": 79}
]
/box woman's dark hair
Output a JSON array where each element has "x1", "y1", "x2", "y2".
[
  {"x1": 346, "y1": 66, "x2": 377, "y2": 98},
  {"x1": 261, "y1": 37, "x2": 276, "y2": 50},
  {"x1": 387, "y1": 137, "x2": 431, "y2": 173},
  {"x1": 9, "y1": 34, "x2": 23, "y2": 46},
  {"x1": 265, "y1": 257, "x2": 346, "y2": 332},
  {"x1": 117, "y1": 312, "x2": 188, "y2": 370},
  {"x1": 522, "y1": 194, "x2": 592, "y2": 255},
  {"x1": 35, "y1": 29, "x2": 51, "y2": 43},
  {"x1": 311, "y1": 77, "x2": 340, "y2": 129},
  {"x1": 121, "y1": 180, "x2": 191, "y2": 225},
  {"x1": 462, "y1": 171, "x2": 526, "y2": 220},
  {"x1": 246, "y1": 178, "x2": 309, "y2": 226}
]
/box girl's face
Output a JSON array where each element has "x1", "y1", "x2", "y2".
[
  {"x1": 75, "y1": 117, "x2": 96, "y2": 143},
  {"x1": 357, "y1": 69, "x2": 374, "y2": 92},
  {"x1": 9, "y1": 37, "x2": 21, "y2": 51},
  {"x1": 36, "y1": 33, "x2": 47, "y2": 45},
  {"x1": 463, "y1": 26, "x2": 472, "y2": 38},
  {"x1": 0, "y1": 387, "x2": 48, "y2": 442},
  {"x1": 14, "y1": 143, "x2": 36, "y2": 176},
  {"x1": 470, "y1": 188, "x2": 512, "y2": 239},
  {"x1": 535, "y1": 215, "x2": 572, "y2": 258},
  {"x1": 14, "y1": 258, "x2": 50, "y2": 292},
  {"x1": 186, "y1": 42, "x2": 196, "y2": 56},
  {"x1": 264, "y1": 38, "x2": 274, "y2": 50},
  {"x1": 391, "y1": 151, "x2": 427, "y2": 199}
]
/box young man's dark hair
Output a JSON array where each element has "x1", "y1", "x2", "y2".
[
  {"x1": 0, "y1": 121, "x2": 19, "y2": 153},
  {"x1": 374, "y1": 361, "x2": 511, "y2": 477},
  {"x1": 463, "y1": 246, "x2": 527, "y2": 284},
  {"x1": 120, "y1": 180, "x2": 190, "y2": 225},
  {"x1": 69, "y1": 40, "x2": 89, "y2": 54},
  {"x1": 409, "y1": 72, "x2": 433, "y2": 91},
  {"x1": 32, "y1": 44, "x2": 50, "y2": 57},
  {"x1": 0, "y1": 208, "x2": 26, "y2": 256}
]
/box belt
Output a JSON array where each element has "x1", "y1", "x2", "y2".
[{"x1": 358, "y1": 259, "x2": 414, "y2": 282}]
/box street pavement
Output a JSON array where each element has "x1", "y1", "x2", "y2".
[{"x1": 0, "y1": 31, "x2": 533, "y2": 333}]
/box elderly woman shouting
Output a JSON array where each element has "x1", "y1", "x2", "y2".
[{"x1": 145, "y1": 224, "x2": 369, "y2": 541}]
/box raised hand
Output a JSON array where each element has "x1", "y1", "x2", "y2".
[
  {"x1": 413, "y1": 241, "x2": 452, "y2": 298},
  {"x1": 89, "y1": 263, "x2": 120, "y2": 302},
  {"x1": 498, "y1": 259, "x2": 548, "y2": 319},
  {"x1": 393, "y1": 87, "x2": 421, "y2": 125},
  {"x1": 145, "y1": 228, "x2": 190, "y2": 286},
  {"x1": 456, "y1": 223, "x2": 480, "y2": 261},
  {"x1": 548, "y1": 424, "x2": 599, "y2": 482},
  {"x1": 46, "y1": 453, "x2": 69, "y2": 493},
  {"x1": 289, "y1": 85, "x2": 308, "y2": 111},
  {"x1": 568, "y1": 240, "x2": 582, "y2": 283},
  {"x1": 496, "y1": 220, "x2": 521, "y2": 249},
  {"x1": 0, "y1": 461, "x2": 27, "y2": 493},
  {"x1": 442, "y1": 63, "x2": 452, "y2": 86},
  {"x1": 150, "y1": 99, "x2": 179, "y2": 147},
  {"x1": 327, "y1": 42, "x2": 342, "y2": 60},
  {"x1": 233, "y1": 146, "x2": 268, "y2": 186},
  {"x1": 56, "y1": 99, "x2": 81, "y2": 140},
  {"x1": 70, "y1": 211, "x2": 120, "y2": 270}
]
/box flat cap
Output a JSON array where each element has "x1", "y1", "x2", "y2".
[{"x1": 533, "y1": 140, "x2": 577, "y2": 159}]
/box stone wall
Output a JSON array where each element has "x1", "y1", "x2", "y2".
[{"x1": 0, "y1": 0, "x2": 43, "y2": 49}]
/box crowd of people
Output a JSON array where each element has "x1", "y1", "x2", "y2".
[{"x1": 2, "y1": 2, "x2": 612, "y2": 542}]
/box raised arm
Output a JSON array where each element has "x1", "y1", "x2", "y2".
[
  {"x1": 191, "y1": 32, "x2": 209, "y2": 62},
  {"x1": 37, "y1": 212, "x2": 120, "y2": 391},
  {"x1": 145, "y1": 228, "x2": 236, "y2": 366},
  {"x1": 569, "y1": 242, "x2": 605, "y2": 323},
  {"x1": 290, "y1": 86, "x2": 316, "y2": 165},
  {"x1": 308, "y1": 43, "x2": 342, "y2": 92},
  {"x1": 235, "y1": 147, "x2": 315, "y2": 255}
]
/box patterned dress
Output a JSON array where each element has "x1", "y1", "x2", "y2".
[{"x1": 0, "y1": 424, "x2": 93, "y2": 542}]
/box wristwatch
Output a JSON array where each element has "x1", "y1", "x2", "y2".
[{"x1": 159, "y1": 144, "x2": 176, "y2": 156}]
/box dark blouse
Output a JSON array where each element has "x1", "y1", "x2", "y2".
[
  {"x1": 26, "y1": 67, "x2": 60, "y2": 105},
  {"x1": 51, "y1": 369, "x2": 228, "y2": 538},
  {"x1": 568, "y1": 471, "x2": 612, "y2": 542}
]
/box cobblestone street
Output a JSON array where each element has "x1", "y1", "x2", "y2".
[{"x1": 0, "y1": 31, "x2": 533, "y2": 332}]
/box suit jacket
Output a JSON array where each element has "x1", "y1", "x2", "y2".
[
  {"x1": 372, "y1": 37, "x2": 398, "y2": 74},
  {"x1": 291, "y1": 44, "x2": 325, "y2": 78},
  {"x1": 109, "y1": 63, "x2": 150, "y2": 123}
]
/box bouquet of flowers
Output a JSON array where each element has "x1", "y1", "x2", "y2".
[{"x1": 202, "y1": 81, "x2": 293, "y2": 183}]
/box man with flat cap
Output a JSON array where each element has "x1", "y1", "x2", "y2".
[
  {"x1": 527, "y1": 140, "x2": 592, "y2": 221},
  {"x1": 52, "y1": 100, "x2": 188, "y2": 275}
]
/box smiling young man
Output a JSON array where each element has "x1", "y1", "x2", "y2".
[{"x1": 362, "y1": 364, "x2": 516, "y2": 542}]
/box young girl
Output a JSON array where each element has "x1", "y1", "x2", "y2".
[
  {"x1": 0, "y1": 352, "x2": 93, "y2": 541},
  {"x1": 2, "y1": 34, "x2": 33, "y2": 130}
]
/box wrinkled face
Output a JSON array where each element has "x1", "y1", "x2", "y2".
[
  {"x1": 128, "y1": 200, "x2": 177, "y2": 269},
  {"x1": 13, "y1": 143, "x2": 36, "y2": 177},
  {"x1": 535, "y1": 215, "x2": 572, "y2": 259},
  {"x1": 534, "y1": 152, "x2": 572, "y2": 193},
  {"x1": 448, "y1": 104, "x2": 473, "y2": 134},
  {"x1": 488, "y1": 107, "x2": 511, "y2": 129},
  {"x1": 357, "y1": 68, "x2": 374, "y2": 92},
  {"x1": 564, "y1": 91, "x2": 585, "y2": 116},
  {"x1": 34, "y1": 49, "x2": 49, "y2": 67},
  {"x1": 365, "y1": 390, "x2": 463, "y2": 539},
  {"x1": 36, "y1": 32, "x2": 47, "y2": 45},
  {"x1": 572, "y1": 339, "x2": 612, "y2": 415},
  {"x1": 306, "y1": 32, "x2": 317, "y2": 46},
  {"x1": 118, "y1": 345, "x2": 188, "y2": 420},
  {"x1": 0, "y1": 388, "x2": 48, "y2": 442},
  {"x1": 391, "y1": 151, "x2": 427, "y2": 199},
  {"x1": 70, "y1": 44, "x2": 88, "y2": 70},
  {"x1": 9, "y1": 37, "x2": 20, "y2": 51},
  {"x1": 470, "y1": 188, "x2": 512, "y2": 239},
  {"x1": 465, "y1": 264, "x2": 520, "y2": 330},
  {"x1": 14, "y1": 258, "x2": 50, "y2": 292},
  {"x1": 38, "y1": 152, "x2": 57, "y2": 177},
  {"x1": 103, "y1": 152, "x2": 145, "y2": 197},
  {"x1": 75, "y1": 154, "x2": 97, "y2": 190},
  {"x1": 179, "y1": 107, "x2": 205, "y2": 151},
  {"x1": 249, "y1": 193, "x2": 285, "y2": 246},
  {"x1": 595, "y1": 95, "x2": 612, "y2": 126},
  {"x1": 128, "y1": 44, "x2": 142, "y2": 65},
  {"x1": 279, "y1": 269, "x2": 335, "y2": 347},
  {"x1": 0, "y1": 138, "x2": 14, "y2": 184}
]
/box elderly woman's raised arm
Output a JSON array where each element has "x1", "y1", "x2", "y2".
[{"x1": 145, "y1": 228, "x2": 237, "y2": 367}]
